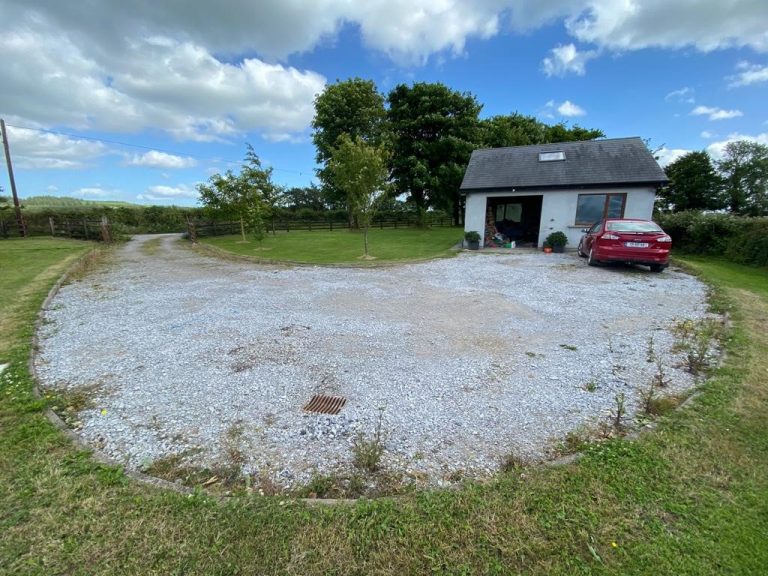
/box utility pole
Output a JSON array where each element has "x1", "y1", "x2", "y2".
[{"x1": 1, "y1": 118, "x2": 26, "y2": 237}]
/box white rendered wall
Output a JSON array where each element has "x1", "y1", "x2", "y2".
[
  {"x1": 464, "y1": 193, "x2": 488, "y2": 246},
  {"x1": 464, "y1": 187, "x2": 657, "y2": 248}
]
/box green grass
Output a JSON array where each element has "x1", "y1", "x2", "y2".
[
  {"x1": 1, "y1": 239, "x2": 767, "y2": 574},
  {"x1": 200, "y1": 227, "x2": 463, "y2": 264}
]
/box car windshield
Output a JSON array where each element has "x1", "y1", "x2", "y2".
[{"x1": 606, "y1": 221, "x2": 662, "y2": 233}]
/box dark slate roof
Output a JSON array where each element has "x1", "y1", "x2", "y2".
[{"x1": 460, "y1": 137, "x2": 668, "y2": 192}]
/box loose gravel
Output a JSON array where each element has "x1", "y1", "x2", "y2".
[{"x1": 35, "y1": 234, "x2": 714, "y2": 489}]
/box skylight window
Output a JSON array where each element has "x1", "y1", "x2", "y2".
[{"x1": 538, "y1": 151, "x2": 565, "y2": 162}]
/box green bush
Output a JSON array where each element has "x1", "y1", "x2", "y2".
[
  {"x1": 656, "y1": 211, "x2": 768, "y2": 267},
  {"x1": 725, "y1": 218, "x2": 768, "y2": 267}
]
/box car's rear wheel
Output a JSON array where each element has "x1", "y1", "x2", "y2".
[
  {"x1": 650, "y1": 264, "x2": 664, "y2": 273},
  {"x1": 587, "y1": 248, "x2": 600, "y2": 267},
  {"x1": 577, "y1": 240, "x2": 586, "y2": 257}
]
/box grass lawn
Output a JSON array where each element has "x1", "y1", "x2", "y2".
[
  {"x1": 200, "y1": 227, "x2": 463, "y2": 264},
  {"x1": 1, "y1": 240, "x2": 767, "y2": 574}
]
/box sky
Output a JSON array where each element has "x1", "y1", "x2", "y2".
[{"x1": 0, "y1": 0, "x2": 766, "y2": 207}]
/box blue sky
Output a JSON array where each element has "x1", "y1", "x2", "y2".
[{"x1": 1, "y1": 1, "x2": 766, "y2": 207}]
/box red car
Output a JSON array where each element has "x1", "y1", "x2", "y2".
[{"x1": 577, "y1": 218, "x2": 672, "y2": 272}]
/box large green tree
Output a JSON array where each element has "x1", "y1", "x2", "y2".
[
  {"x1": 658, "y1": 151, "x2": 724, "y2": 212},
  {"x1": 196, "y1": 146, "x2": 275, "y2": 241},
  {"x1": 312, "y1": 78, "x2": 387, "y2": 214},
  {"x1": 717, "y1": 140, "x2": 768, "y2": 216},
  {"x1": 387, "y1": 82, "x2": 481, "y2": 225},
  {"x1": 328, "y1": 135, "x2": 390, "y2": 257},
  {"x1": 480, "y1": 113, "x2": 604, "y2": 148}
]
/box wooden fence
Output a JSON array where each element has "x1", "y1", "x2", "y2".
[
  {"x1": 0, "y1": 216, "x2": 113, "y2": 242},
  {"x1": 187, "y1": 215, "x2": 455, "y2": 240}
]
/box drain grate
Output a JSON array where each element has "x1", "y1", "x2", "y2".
[{"x1": 303, "y1": 394, "x2": 347, "y2": 415}]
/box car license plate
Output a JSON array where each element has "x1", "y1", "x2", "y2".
[{"x1": 625, "y1": 242, "x2": 649, "y2": 248}]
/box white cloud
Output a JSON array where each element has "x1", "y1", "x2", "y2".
[
  {"x1": 138, "y1": 184, "x2": 199, "y2": 202},
  {"x1": 0, "y1": 26, "x2": 325, "y2": 143},
  {"x1": 46, "y1": 185, "x2": 59, "y2": 192},
  {"x1": 665, "y1": 87, "x2": 696, "y2": 104},
  {"x1": 564, "y1": 0, "x2": 768, "y2": 54},
  {"x1": 73, "y1": 187, "x2": 112, "y2": 197},
  {"x1": 691, "y1": 105, "x2": 743, "y2": 121},
  {"x1": 558, "y1": 100, "x2": 586, "y2": 117},
  {"x1": 700, "y1": 131, "x2": 714, "y2": 139},
  {"x1": 728, "y1": 61, "x2": 768, "y2": 88},
  {"x1": 2, "y1": 0, "x2": 767, "y2": 151},
  {"x1": 540, "y1": 99, "x2": 586, "y2": 119},
  {"x1": 656, "y1": 147, "x2": 691, "y2": 167},
  {"x1": 126, "y1": 151, "x2": 197, "y2": 169},
  {"x1": 4, "y1": 126, "x2": 107, "y2": 169},
  {"x1": 706, "y1": 132, "x2": 768, "y2": 160},
  {"x1": 542, "y1": 43, "x2": 598, "y2": 77}
]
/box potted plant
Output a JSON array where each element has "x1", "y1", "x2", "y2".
[
  {"x1": 464, "y1": 230, "x2": 481, "y2": 250},
  {"x1": 544, "y1": 231, "x2": 568, "y2": 253}
]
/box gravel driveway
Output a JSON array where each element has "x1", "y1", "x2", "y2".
[{"x1": 35, "y1": 234, "x2": 712, "y2": 488}]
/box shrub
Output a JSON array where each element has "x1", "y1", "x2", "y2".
[{"x1": 544, "y1": 231, "x2": 568, "y2": 247}]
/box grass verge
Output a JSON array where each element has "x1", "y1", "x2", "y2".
[
  {"x1": 200, "y1": 227, "x2": 462, "y2": 264},
  {"x1": 0, "y1": 241, "x2": 767, "y2": 574}
]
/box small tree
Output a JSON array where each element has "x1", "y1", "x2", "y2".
[
  {"x1": 197, "y1": 146, "x2": 274, "y2": 241},
  {"x1": 328, "y1": 135, "x2": 390, "y2": 257}
]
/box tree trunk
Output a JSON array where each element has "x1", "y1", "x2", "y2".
[
  {"x1": 240, "y1": 215, "x2": 246, "y2": 241},
  {"x1": 363, "y1": 225, "x2": 369, "y2": 256}
]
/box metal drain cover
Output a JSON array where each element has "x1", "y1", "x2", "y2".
[{"x1": 303, "y1": 395, "x2": 347, "y2": 415}]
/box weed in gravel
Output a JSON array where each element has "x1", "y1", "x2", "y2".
[
  {"x1": 611, "y1": 393, "x2": 627, "y2": 432},
  {"x1": 501, "y1": 453, "x2": 526, "y2": 472},
  {"x1": 646, "y1": 334, "x2": 656, "y2": 363},
  {"x1": 63, "y1": 247, "x2": 111, "y2": 283},
  {"x1": 583, "y1": 379, "x2": 599, "y2": 393},
  {"x1": 653, "y1": 354, "x2": 669, "y2": 388},
  {"x1": 352, "y1": 410, "x2": 386, "y2": 473},
  {"x1": 222, "y1": 421, "x2": 246, "y2": 468},
  {"x1": 559, "y1": 344, "x2": 578, "y2": 351},
  {"x1": 671, "y1": 317, "x2": 723, "y2": 375}
]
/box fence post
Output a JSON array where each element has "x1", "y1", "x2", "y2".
[
  {"x1": 1, "y1": 219, "x2": 7, "y2": 238},
  {"x1": 83, "y1": 218, "x2": 89, "y2": 240},
  {"x1": 65, "y1": 219, "x2": 72, "y2": 238},
  {"x1": 330, "y1": 218, "x2": 333, "y2": 232},
  {"x1": 100, "y1": 216, "x2": 111, "y2": 243},
  {"x1": 186, "y1": 218, "x2": 198, "y2": 243},
  {"x1": 49, "y1": 217, "x2": 55, "y2": 237}
]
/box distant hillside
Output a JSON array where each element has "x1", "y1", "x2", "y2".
[{"x1": 19, "y1": 195, "x2": 139, "y2": 209}]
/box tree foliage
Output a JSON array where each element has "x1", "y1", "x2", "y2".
[
  {"x1": 328, "y1": 135, "x2": 390, "y2": 257},
  {"x1": 312, "y1": 78, "x2": 387, "y2": 212},
  {"x1": 717, "y1": 140, "x2": 768, "y2": 216},
  {"x1": 659, "y1": 151, "x2": 725, "y2": 212},
  {"x1": 387, "y1": 82, "x2": 481, "y2": 225},
  {"x1": 196, "y1": 145, "x2": 275, "y2": 241},
  {"x1": 480, "y1": 113, "x2": 604, "y2": 148}
]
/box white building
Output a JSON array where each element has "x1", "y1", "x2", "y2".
[{"x1": 461, "y1": 137, "x2": 668, "y2": 248}]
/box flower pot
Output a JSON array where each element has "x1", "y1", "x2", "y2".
[
  {"x1": 553, "y1": 245, "x2": 565, "y2": 253},
  {"x1": 466, "y1": 240, "x2": 480, "y2": 250},
  {"x1": 543, "y1": 246, "x2": 553, "y2": 254}
]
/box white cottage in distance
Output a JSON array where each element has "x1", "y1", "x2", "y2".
[{"x1": 461, "y1": 137, "x2": 669, "y2": 248}]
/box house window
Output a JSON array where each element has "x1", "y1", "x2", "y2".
[
  {"x1": 539, "y1": 151, "x2": 565, "y2": 162},
  {"x1": 575, "y1": 193, "x2": 626, "y2": 225}
]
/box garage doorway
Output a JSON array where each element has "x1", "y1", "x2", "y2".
[{"x1": 487, "y1": 195, "x2": 542, "y2": 247}]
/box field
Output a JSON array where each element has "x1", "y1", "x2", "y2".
[
  {"x1": 200, "y1": 227, "x2": 463, "y2": 264},
  {"x1": 1, "y1": 237, "x2": 767, "y2": 574}
]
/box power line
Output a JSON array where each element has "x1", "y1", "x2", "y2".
[{"x1": 4, "y1": 123, "x2": 315, "y2": 177}]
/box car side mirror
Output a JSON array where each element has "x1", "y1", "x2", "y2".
[{"x1": 581, "y1": 228, "x2": 589, "y2": 233}]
